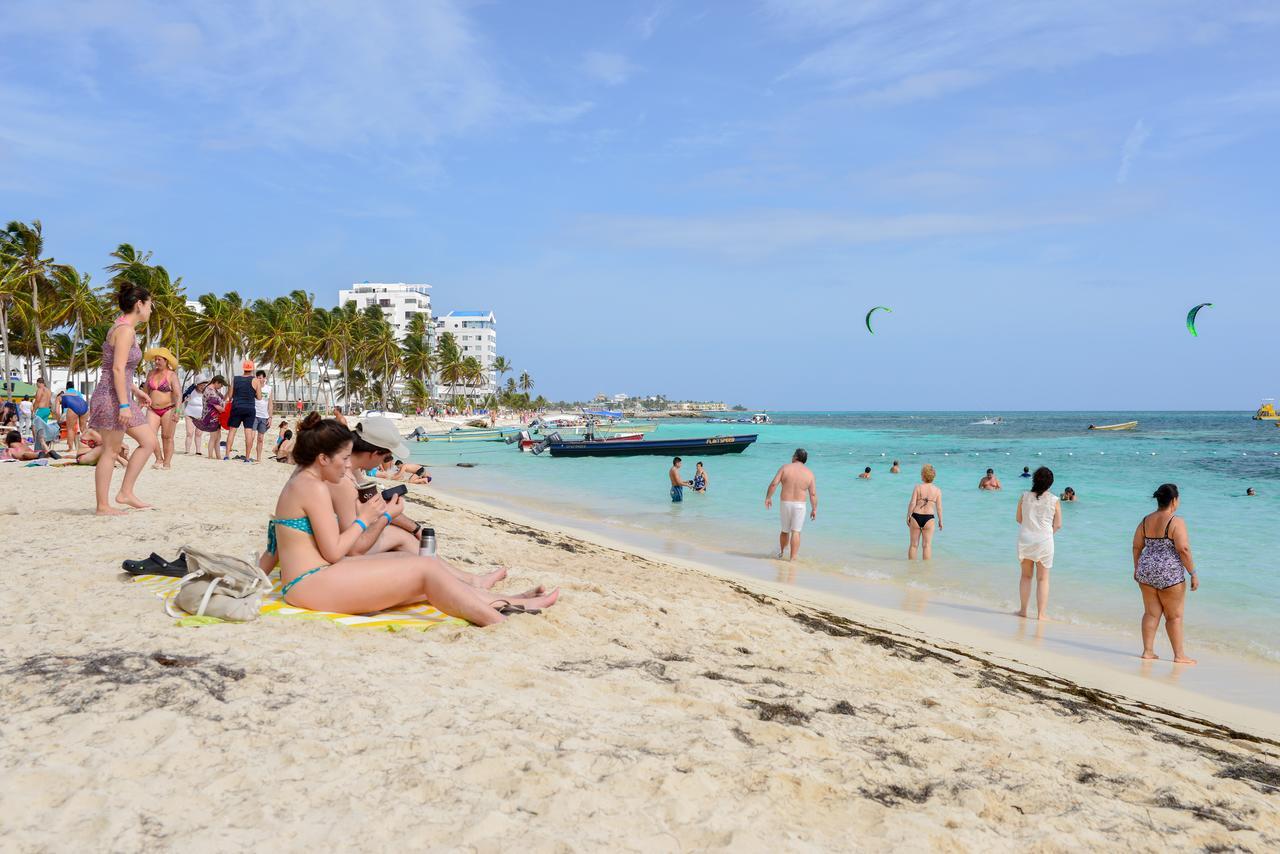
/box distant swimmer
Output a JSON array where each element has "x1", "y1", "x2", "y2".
[
  {"x1": 1246, "y1": 487, "x2": 1257, "y2": 497},
  {"x1": 906, "y1": 465, "x2": 943, "y2": 560},
  {"x1": 1061, "y1": 487, "x2": 1076, "y2": 502},
  {"x1": 1021, "y1": 466, "x2": 1032, "y2": 478},
  {"x1": 765, "y1": 448, "x2": 817, "y2": 561},
  {"x1": 1132, "y1": 483, "x2": 1198, "y2": 665},
  {"x1": 890, "y1": 460, "x2": 900, "y2": 474},
  {"x1": 669, "y1": 456, "x2": 693, "y2": 503},
  {"x1": 858, "y1": 466, "x2": 872, "y2": 480},
  {"x1": 979, "y1": 468, "x2": 1002, "y2": 490},
  {"x1": 693, "y1": 461, "x2": 708, "y2": 493}
]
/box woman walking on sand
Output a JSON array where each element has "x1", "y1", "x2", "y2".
[
  {"x1": 87, "y1": 284, "x2": 158, "y2": 514},
  {"x1": 906, "y1": 464, "x2": 943, "y2": 559},
  {"x1": 267, "y1": 414, "x2": 558, "y2": 624},
  {"x1": 143, "y1": 347, "x2": 180, "y2": 470},
  {"x1": 182, "y1": 374, "x2": 208, "y2": 454},
  {"x1": 197, "y1": 376, "x2": 228, "y2": 459},
  {"x1": 1132, "y1": 483, "x2": 1199, "y2": 664},
  {"x1": 1015, "y1": 466, "x2": 1061, "y2": 620}
]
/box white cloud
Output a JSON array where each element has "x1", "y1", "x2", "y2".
[
  {"x1": 634, "y1": 3, "x2": 669, "y2": 40},
  {"x1": 3, "y1": 0, "x2": 587, "y2": 153},
  {"x1": 580, "y1": 209, "x2": 1091, "y2": 258},
  {"x1": 763, "y1": 1, "x2": 1280, "y2": 103},
  {"x1": 1116, "y1": 119, "x2": 1150, "y2": 183},
  {"x1": 581, "y1": 51, "x2": 639, "y2": 87}
]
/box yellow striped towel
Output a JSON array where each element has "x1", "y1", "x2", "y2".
[{"x1": 131, "y1": 574, "x2": 467, "y2": 631}]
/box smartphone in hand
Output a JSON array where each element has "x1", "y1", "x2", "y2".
[{"x1": 381, "y1": 484, "x2": 408, "y2": 502}]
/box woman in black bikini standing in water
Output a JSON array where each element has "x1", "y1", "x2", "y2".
[{"x1": 906, "y1": 464, "x2": 943, "y2": 560}]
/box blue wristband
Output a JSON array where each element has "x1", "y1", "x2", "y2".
[
  {"x1": 382, "y1": 511, "x2": 393, "y2": 524},
  {"x1": 119, "y1": 403, "x2": 130, "y2": 409},
  {"x1": 354, "y1": 519, "x2": 367, "y2": 531}
]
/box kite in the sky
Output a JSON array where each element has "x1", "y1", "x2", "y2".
[
  {"x1": 865, "y1": 306, "x2": 892, "y2": 334},
  {"x1": 1186, "y1": 302, "x2": 1212, "y2": 337}
]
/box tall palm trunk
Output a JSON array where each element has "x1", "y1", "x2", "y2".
[
  {"x1": 0, "y1": 300, "x2": 10, "y2": 391},
  {"x1": 28, "y1": 273, "x2": 47, "y2": 382}
]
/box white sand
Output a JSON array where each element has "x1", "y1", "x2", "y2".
[{"x1": 2, "y1": 452, "x2": 1279, "y2": 851}]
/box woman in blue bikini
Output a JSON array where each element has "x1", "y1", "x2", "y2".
[{"x1": 268, "y1": 414, "x2": 559, "y2": 625}]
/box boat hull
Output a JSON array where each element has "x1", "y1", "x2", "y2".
[
  {"x1": 1088, "y1": 421, "x2": 1138, "y2": 431},
  {"x1": 416, "y1": 427, "x2": 522, "y2": 443},
  {"x1": 547, "y1": 435, "x2": 757, "y2": 458}
]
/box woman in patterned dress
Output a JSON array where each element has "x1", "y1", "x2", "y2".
[{"x1": 87, "y1": 284, "x2": 158, "y2": 515}]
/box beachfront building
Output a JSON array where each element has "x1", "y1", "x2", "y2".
[
  {"x1": 435, "y1": 310, "x2": 497, "y2": 398},
  {"x1": 336, "y1": 282, "x2": 433, "y2": 341}
]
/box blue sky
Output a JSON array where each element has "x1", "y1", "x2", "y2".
[{"x1": 4, "y1": 1, "x2": 1279, "y2": 409}]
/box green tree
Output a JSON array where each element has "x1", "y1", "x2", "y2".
[
  {"x1": 1, "y1": 220, "x2": 58, "y2": 382},
  {"x1": 518, "y1": 371, "x2": 534, "y2": 395}
]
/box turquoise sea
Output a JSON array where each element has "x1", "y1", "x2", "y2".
[{"x1": 414, "y1": 412, "x2": 1280, "y2": 668}]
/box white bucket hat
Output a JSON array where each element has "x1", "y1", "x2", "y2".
[{"x1": 354, "y1": 417, "x2": 413, "y2": 461}]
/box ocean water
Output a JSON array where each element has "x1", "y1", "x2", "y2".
[{"x1": 413, "y1": 412, "x2": 1280, "y2": 664}]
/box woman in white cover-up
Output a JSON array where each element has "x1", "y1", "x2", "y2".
[{"x1": 1016, "y1": 466, "x2": 1061, "y2": 620}]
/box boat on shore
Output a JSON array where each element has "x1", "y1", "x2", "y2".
[
  {"x1": 410, "y1": 426, "x2": 523, "y2": 443},
  {"x1": 1088, "y1": 421, "x2": 1138, "y2": 431},
  {"x1": 545, "y1": 434, "x2": 757, "y2": 458}
]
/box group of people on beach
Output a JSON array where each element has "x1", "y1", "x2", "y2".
[
  {"x1": 760, "y1": 448, "x2": 1200, "y2": 663},
  {"x1": 18, "y1": 283, "x2": 559, "y2": 626}
]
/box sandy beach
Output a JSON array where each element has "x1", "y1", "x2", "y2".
[{"x1": 3, "y1": 453, "x2": 1279, "y2": 852}]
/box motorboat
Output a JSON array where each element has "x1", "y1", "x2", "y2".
[
  {"x1": 545, "y1": 434, "x2": 757, "y2": 458},
  {"x1": 1254, "y1": 400, "x2": 1278, "y2": 421},
  {"x1": 1088, "y1": 421, "x2": 1138, "y2": 431}
]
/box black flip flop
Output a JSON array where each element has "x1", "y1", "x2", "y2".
[{"x1": 492, "y1": 600, "x2": 542, "y2": 616}]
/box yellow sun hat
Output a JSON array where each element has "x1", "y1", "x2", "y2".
[{"x1": 143, "y1": 346, "x2": 178, "y2": 370}]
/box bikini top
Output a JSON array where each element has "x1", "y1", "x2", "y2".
[
  {"x1": 148, "y1": 373, "x2": 172, "y2": 393},
  {"x1": 265, "y1": 516, "x2": 314, "y2": 555}
]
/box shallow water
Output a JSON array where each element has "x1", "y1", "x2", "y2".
[{"x1": 414, "y1": 412, "x2": 1280, "y2": 665}]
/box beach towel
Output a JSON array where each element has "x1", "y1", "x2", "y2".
[{"x1": 132, "y1": 574, "x2": 467, "y2": 631}]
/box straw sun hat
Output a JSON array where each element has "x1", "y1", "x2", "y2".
[{"x1": 143, "y1": 347, "x2": 178, "y2": 370}]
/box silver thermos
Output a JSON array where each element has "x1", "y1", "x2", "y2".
[{"x1": 419, "y1": 527, "x2": 437, "y2": 557}]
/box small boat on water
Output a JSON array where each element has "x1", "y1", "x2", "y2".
[
  {"x1": 546, "y1": 434, "x2": 757, "y2": 458},
  {"x1": 410, "y1": 426, "x2": 522, "y2": 443},
  {"x1": 705, "y1": 413, "x2": 772, "y2": 425},
  {"x1": 518, "y1": 432, "x2": 643, "y2": 452},
  {"x1": 1253, "y1": 400, "x2": 1278, "y2": 421},
  {"x1": 1088, "y1": 421, "x2": 1139, "y2": 431},
  {"x1": 972, "y1": 416, "x2": 1004, "y2": 425}
]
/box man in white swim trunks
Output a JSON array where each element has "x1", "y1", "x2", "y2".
[{"x1": 765, "y1": 448, "x2": 817, "y2": 561}]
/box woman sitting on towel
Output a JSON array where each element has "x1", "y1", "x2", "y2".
[{"x1": 264, "y1": 414, "x2": 558, "y2": 624}]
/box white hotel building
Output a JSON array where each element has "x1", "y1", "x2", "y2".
[
  {"x1": 336, "y1": 282, "x2": 433, "y2": 341},
  {"x1": 436, "y1": 310, "x2": 497, "y2": 396}
]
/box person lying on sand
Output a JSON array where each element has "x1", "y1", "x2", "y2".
[
  {"x1": 262, "y1": 414, "x2": 557, "y2": 624},
  {"x1": 5, "y1": 430, "x2": 60, "y2": 461}
]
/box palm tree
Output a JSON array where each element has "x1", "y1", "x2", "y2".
[
  {"x1": 0, "y1": 261, "x2": 23, "y2": 387},
  {"x1": 363, "y1": 320, "x2": 403, "y2": 410},
  {"x1": 49, "y1": 265, "x2": 107, "y2": 389},
  {"x1": 331, "y1": 301, "x2": 361, "y2": 409},
  {"x1": 518, "y1": 371, "x2": 534, "y2": 395},
  {"x1": 401, "y1": 332, "x2": 436, "y2": 393},
  {"x1": 490, "y1": 355, "x2": 511, "y2": 409},
  {"x1": 404, "y1": 377, "x2": 433, "y2": 412},
  {"x1": 2, "y1": 220, "x2": 58, "y2": 382}
]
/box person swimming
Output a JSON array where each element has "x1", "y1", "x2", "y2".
[
  {"x1": 858, "y1": 466, "x2": 872, "y2": 480},
  {"x1": 890, "y1": 460, "x2": 900, "y2": 474},
  {"x1": 1061, "y1": 487, "x2": 1076, "y2": 501}
]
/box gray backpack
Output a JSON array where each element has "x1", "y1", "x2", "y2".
[{"x1": 164, "y1": 546, "x2": 273, "y2": 622}]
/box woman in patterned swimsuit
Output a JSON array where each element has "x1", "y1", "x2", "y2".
[
  {"x1": 1131, "y1": 483, "x2": 1199, "y2": 664},
  {"x1": 87, "y1": 284, "x2": 157, "y2": 515}
]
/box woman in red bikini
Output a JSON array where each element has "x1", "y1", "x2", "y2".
[{"x1": 143, "y1": 346, "x2": 180, "y2": 470}]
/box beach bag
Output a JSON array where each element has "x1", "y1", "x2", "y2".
[{"x1": 164, "y1": 546, "x2": 272, "y2": 622}]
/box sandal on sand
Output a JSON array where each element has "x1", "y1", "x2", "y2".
[
  {"x1": 492, "y1": 600, "x2": 542, "y2": 616},
  {"x1": 121, "y1": 552, "x2": 188, "y2": 577}
]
